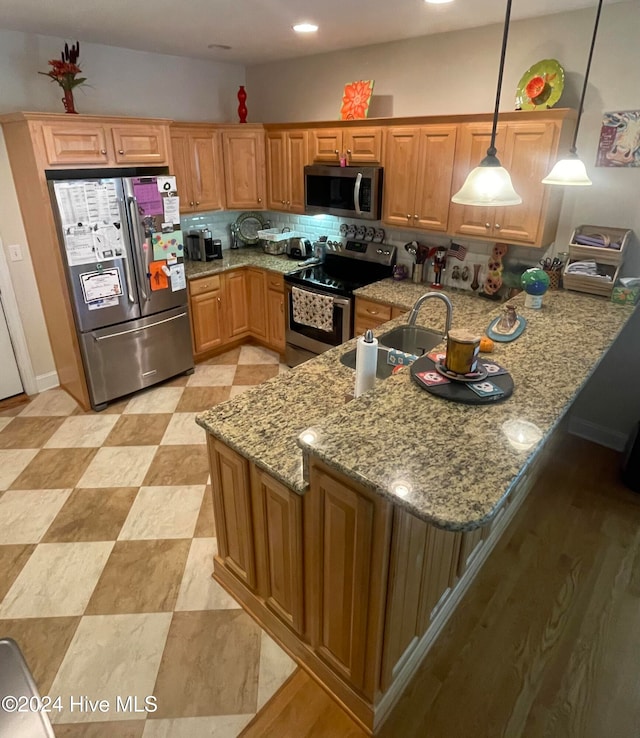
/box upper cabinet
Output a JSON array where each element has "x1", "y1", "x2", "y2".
[
  {"x1": 383, "y1": 124, "x2": 457, "y2": 232},
  {"x1": 266, "y1": 130, "x2": 310, "y2": 213},
  {"x1": 37, "y1": 118, "x2": 170, "y2": 167},
  {"x1": 170, "y1": 124, "x2": 225, "y2": 214},
  {"x1": 220, "y1": 126, "x2": 266, "y2": 210},
  {"x1": 309, "y1": 126, "x2": 382, "y2": 164},
  {"x1": 449, "y1": 119, "x2": 564, "y2": 246}
]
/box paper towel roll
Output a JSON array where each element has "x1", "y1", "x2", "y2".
[{"x1": 354, "y1": 330, "x2": 378, "y2": 397}]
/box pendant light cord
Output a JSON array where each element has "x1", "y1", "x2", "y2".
[
  {"x1": 487, "y1": 0, "x2": 513, "y2": 157},
  {"x1": 570, "y1": 0, "x2": 603, "y2": 153}
]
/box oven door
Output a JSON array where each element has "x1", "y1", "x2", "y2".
[{"x1": 285, "y1": 283, "x2": 352, "y2": 364}]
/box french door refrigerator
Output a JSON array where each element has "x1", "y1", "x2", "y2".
[{"x1": 48, "y1": 173, "x2": 193, "y2": 410}]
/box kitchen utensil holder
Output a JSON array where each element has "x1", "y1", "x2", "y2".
[
  {"x1": 412, "y1": 263, "x2": 425, "y2": 283},
  {"x1": 543, "y1": 268, "x2": 561, "y2": 290}
]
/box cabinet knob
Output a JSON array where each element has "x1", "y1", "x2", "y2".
[
  {"x1": 100, "y1": 149, "x2": 107, "y2": 155},
  {"x1": 280, "y1": 301, "x2": 284, "y2": 313},
  {"x1": 258, "y1": 197, "x2": 262, "y2": 203},
  {"x1": 118, "y1": 149, "x2": 125, "y2": 155},
  {"x1": 217, "y1": 297, "x2": 221, "y2": 304},
  {"x1": 196, "y1": 201, "x2": 200, "y2": 206},
  {"x1": 495, "y1": 223, "x2": 501, "y2": 229},
  {"x1": 407, "y1": 214, "x2": 411, "y2": 220},
  {"x1": 281, "y1": 199, "x2": 286, "y2": 204},
  {"x1": 286, "y1": 200, "x2": 290, "y2": 206},
  {"x1": 366, "y1": 308, "x2": 379, "y2": 315},
  {"x1": 347, "y1": 149, "x2": 352, "y2": 155},
  {"x1": 485, "y1": 222, "x2": 491, "y2": 228},
  {"x1": 334, "y1": 149, "x2": 339, "y2": 155},
  {"x1": 190, "y1": 201, "x2": 194, "y2": 206},
  {"x1": 414, "y1": 214, "x2": 419, "y2": 219}
]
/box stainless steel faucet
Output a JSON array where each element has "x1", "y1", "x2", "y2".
[{"x1": 407, "y1": 292, "x2": 454, "y2": 335}]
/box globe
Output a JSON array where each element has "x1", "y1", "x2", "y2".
[{"x1": 520, "y1": 267, "x2": 550, "y2": 296}]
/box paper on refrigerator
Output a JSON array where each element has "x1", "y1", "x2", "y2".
[
  {"x1": 169, "y1": 263, "x2": 186, "y2": 292},
  {"x1": 79, "y1": 268, "x2": 123, "y2": 304}
]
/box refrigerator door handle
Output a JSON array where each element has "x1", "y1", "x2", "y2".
[
  {"x1": 127, "y1": 196, "x2": 150, "y2": 302},
  {"x1": 93, "y1": 312, "x2": 188, "y2": 341},
  {"x1": 116, "y1": 197, "x2": 137, "y2": 304}
]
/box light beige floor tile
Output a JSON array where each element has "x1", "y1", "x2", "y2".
[
  {"x1": 44, "y1": 415, "x2": 119, "y2": 448},
  {"x1": 142, "y1": 715, "x2": 253, "y2": 737},
  {"x1": 0, "y1": 541, "x2": 114, "y2": 618},
  {"x1": 228, "y1": 385, "x2": 254, "y2": 398},
  {"x1": 0, "y1": 488, "x2": 73, "y2": 544},
  {"x1": 161, "y1": 413, "x2": 206, "y2": 445},
  {"x1": 49, "y1": 612, "x2": 172, "y2": 723},
  {"x1": 256, "y1": 631, "x2": 297, "y2": 711},
  {"x1": 238, "y1": 345, "x2": 279, "y2": 365},
  {"x1": 78, "y1": 446, "x2": 157, "y2": 488},
  {"x1": 203, "y1": 347, "x2": 241, "y2": 365},
  {"x1": 0, "y1": 418, "x2": 12, "y2": 432},
  {"x1": 118, "y1": 486, "x2": 205, "y2": 540},
  {"x1": 175, "y1": 538, "x2": 239, "y2": 612},
  {"x1": 0, "y1": 449, "x2": 39, "y2": 490},
  {"x1": 123, "y1": 388, "x2": 184, "y2": 415},
  {"x1": 55, "y1": 721, "x2": 146, "y2": 737},
  {"x1": 19, "y1": 389, "x2": 79, "y2": 417},
  {"x1": 187, "y1": 365, "x2": 237, "y2": 387}
]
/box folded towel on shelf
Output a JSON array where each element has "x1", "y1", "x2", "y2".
[
  {"x1": 573, "y1": 233, "x2": 621, "y2": 249},
  {"x1": 292, "y1": 286, "x2": 334, "y2": 332},
  {"x1": 565, "y1": 260, "x2": 612, "y2": 280}
]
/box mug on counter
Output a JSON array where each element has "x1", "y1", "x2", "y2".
[{"x1": 446, "y1": 329, "x2": 481, "y2": 375}]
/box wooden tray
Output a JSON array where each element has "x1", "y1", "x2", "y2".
[
  {"x1": 562, "y1": 260, "x2": 620, "y2": 297},
  {"x1": 568, "y1": 225, "x2": 631, "y2": 266}
]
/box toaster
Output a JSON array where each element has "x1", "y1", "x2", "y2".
[{"x1": 287, "y1": 238, "x2": 312, "y2": 260}]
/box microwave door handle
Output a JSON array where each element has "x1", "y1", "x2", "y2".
[
  {"x1": 127, "y1": 196, "x2": 149, "y2": 302},
  {"x1": 116, "y1": 197, "x2": 136, "y2": 304},
  {"x1": 354, "y1": 172, "x2": 363, "y2": 217}
]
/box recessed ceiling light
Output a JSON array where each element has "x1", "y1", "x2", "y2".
[
  {"x1": 207, "y1": 43, "x2": 232, "y2": 50},
  {"x1": 425, "y1": 0, "x2": 454, "y2": 4},
  {"x1": 293, "y1": 23, "x2": 318, "y2": 33}
]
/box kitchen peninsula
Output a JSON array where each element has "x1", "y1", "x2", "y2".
[{"x1": 197, "y1": 286, "x2": 634, "y2": 733}]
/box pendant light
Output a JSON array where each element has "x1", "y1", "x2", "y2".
[
  {"x1": 451, "y1": 0, "x2": 521, "y2": 207},
  {"x1": 542, "y1": 0, "x2": 602, "y2": 185}
]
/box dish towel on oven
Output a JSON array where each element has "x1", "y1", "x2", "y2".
[{"x1": 292, "y1": 286, "x2": 334, "y2": 332}]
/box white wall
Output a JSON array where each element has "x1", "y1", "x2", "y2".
[
  {"x1": 0, "y1": 27, "x2": 246, "y2": 389},
  {"x1": 248, "y1": 1, "x2": 640, "y2": 449}
]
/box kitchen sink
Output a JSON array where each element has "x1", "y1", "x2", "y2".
[
  {"x1": 378, "y1": 324, "x2": 444, "y2": 356},
  {"x1": 340, "y1": 346, "x2": 396, "y2": 379}
]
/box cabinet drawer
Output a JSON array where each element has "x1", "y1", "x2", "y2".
[
  {"x1": 189, "y1": 275, "x2": 221, "y2": 296},
  {"x1": 356, "y1": 298, "x2": 391, "y2": 322},
  {"x1": 266, "y1": 273, "x2": 284, "y2": 292}
]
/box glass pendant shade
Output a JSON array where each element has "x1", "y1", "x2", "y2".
[
  {"x1": 451, "y1": 156, "x2": 522, "y2": 206},
  {"x1": 542, "y1": 153, "x2": 592, "y2": 186}
]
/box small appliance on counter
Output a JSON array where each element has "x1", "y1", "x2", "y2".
[
  {"x1": 186, "y1": 229, "x2": 222, "y2": 261},
  {"x1": 287, "y1": 238, "x2": 312, "y2": 260}
]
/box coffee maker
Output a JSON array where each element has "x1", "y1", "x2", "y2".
[{"x1": 186, "y1": 229, "x2": 222, "y2": 261}]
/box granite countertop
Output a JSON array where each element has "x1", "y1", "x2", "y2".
[
  {"x1": 197, "y1": 283, "x2": 635, "y2": 531},
  {"x1": 185, "y1": 247, "x2": 300, "y2": 280}
]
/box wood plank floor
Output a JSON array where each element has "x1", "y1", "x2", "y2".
[{"x1": 241, "y1": 430, "x2": 640, "y2": 738}]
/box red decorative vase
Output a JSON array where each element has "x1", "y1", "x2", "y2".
[
  {"x1": 237, "y1": 85, "x2": 247, "y2": 124},
  {"x1": 62, "y1": 88, "x2": 77, "y2": 114}
]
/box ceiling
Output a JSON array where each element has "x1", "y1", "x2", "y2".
[{"x1": 0, "y1": 0, "x2": 628, "y2": 65}]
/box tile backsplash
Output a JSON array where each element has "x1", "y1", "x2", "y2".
[{"x1": 180, "y1": 210, "x2": 545, "y2": 292}]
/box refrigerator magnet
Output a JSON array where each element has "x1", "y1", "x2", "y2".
[{"x1": 149, "y1": 261, "x2": 169, "y2": 291}]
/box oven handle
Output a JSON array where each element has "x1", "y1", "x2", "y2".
[
  {"x1": 354, "y1": 172, "x2": 363, "y2": 217},
  {"x1": 286, "y1": 284, "x2": 350, "y2": 308}
]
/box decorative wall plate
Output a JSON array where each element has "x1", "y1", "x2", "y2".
[
  {"x1": 515, "y1": 59, "x2": 565, "y2": 111},
  {"x1": 235, "y1": 212, "x2": 266, "y2": 244}
]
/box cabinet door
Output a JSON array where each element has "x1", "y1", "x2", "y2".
[
  {"x1": 251, "y1": 465, "x2": 304, "y2": 634},
  {"x1": 266, "y1": 132, "x2": 287, "y2": 211},
  {"x1": 222, "y1": 129, "x2": 265, "y2": 209},
  {"x1": 209, "y1": 438, "x2": 256, "y2": 589},
  {"x1": 41, "y1": 123, "x2": 110, "y2": 165},
  {"x1": 309, "y1": 129, "x2": 342, "y2": 162},
  {"x1": 191, "y1": 130, "x2": 225, "y2": 211},
  {"x1": 111, "y1": 125, "x2": 169, "y2": 164},
  {"x1": 223, "y1": 270, "x2": 249, "y2": 340},
  {"x1": 286, "y1": 130, "x2": 309, "y2": 213},
  {"x1": 267, "y1": 287, "x2": 285, "y2": 351},
  {"x1": 449, "y1": 123, "x2": 506, "y2": 239},
  {"x1": 414, "y1": 125, "x2": 457, "y2": 232},
  {"x1": 246, "y1": 268, "x2": 267, "y2": 339},
  {"x1": 494, "y1": 121, "x2": 559, "y2": 245},
  {"x1": 344, "y1": 127, "x2": 382, "y2": 163},
  {"x1": 383, "y1": 128, "x2": 420, "y2": 228},
  {"x1": 170, "y1": 131, "x2": 194, "y2": 213},
  {"x1": 190, "y1": 290, "x2": 223, "y2": 354}
]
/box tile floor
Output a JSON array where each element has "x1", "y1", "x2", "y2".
[{"x1": 0, "y1": 345, "x2": 296, "y2": 737}]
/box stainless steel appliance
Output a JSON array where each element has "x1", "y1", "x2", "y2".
[
  {"x1": 304, "y1": 165, "x2": 383, "y2": 220},
  {"x1": 48, "y1": 171, "x2": 193, "y2": 410},
  {"x1": 186, "y1": 229, "x2": 222, "y2": 261},
  {"x1": 285, "y1": 239, "x2": 396, "y2": 366},
  {"x1": 287, "y1": 238, "x2": 312, "y2": 260}
]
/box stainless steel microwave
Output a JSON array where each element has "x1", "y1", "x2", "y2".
[{"x1": 304, "y1": 165, "x2": 383, "y2": 221}]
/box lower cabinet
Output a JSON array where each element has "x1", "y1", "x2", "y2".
[
  {"x1": 189, "y1": 275, "x2": 224, "y2": 355},
  {"x1": 247, "y1": 268, "x2": 268, "y2": 340},
  {"x1": 266, "y1": 273, "x2": 286, "y2": 351},
  {"x1": 354, "y1": 297, "x2": 405, "y2": 336}
]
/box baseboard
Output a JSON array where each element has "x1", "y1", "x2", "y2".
[
  {"x1": 568, "y1": 415, "x2": 628, "y2": 452},
  {"x1": 35, "y1": 371, "x2": 59, "y2": 393}
]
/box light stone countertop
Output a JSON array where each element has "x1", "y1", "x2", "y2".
[
  {"x1": 197, "y1": 280, "x2": 636, "y2": 531},
  {"x1": 185, "y1": 248, "x2": 301, "y2": 280}
]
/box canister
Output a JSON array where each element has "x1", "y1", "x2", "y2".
[{"x1": 446, "y1": 329, "x2": 481, "y2": 375}]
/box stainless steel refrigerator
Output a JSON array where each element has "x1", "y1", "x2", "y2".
[{"x1": 48, "y1": 173, "x2": 193, "y2": 410}]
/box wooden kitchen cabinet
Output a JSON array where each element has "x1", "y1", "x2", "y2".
[
  {"x1": 223, "y1": 270, "x2": 250, "y2": 339},
  {"x1": 266, "y1": 130, "x2": 310, "y2": 213},
  {"x1": 383, "y1": 125, "x2": 457, "y2": 232},
  {"x1": 40, "y1": 122, "x2": 111, "y2": 166},
  {"x1": 246, "y1": 268, "x2": 268, "y2": 340},
  {"x1": 266, "y1": 279, "x2": 286, "y2": 352},
  {"x1": 170, "y1": 124, "x2": 225, "y2": 213},
  {"x1": 221, "y1": 127, "x2": 266, "y2": 209},
  {"x1": 189, "y1": 275, "x2": 224, "y2": 355},
  {"x1": 111, "y1": 124, "x2": 169, "y2": 164},
  {"x1": 354, "y1": 297, "x2": 392, "y2": 336},
  {"x1": 251, "y1": 465, "x2": 305, "y2": 634},
  {"x1": 449, "y1": 120, "x2": 563, "y2": 246},
  {"x1": 209, "y1": 437, "x2": 257, "y2": 590},
  {"x1": 309, "y1": 127, "x2": 382, "y2": 163}
]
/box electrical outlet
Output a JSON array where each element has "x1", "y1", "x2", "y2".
[{"x1": 8, "y1": 244, "x2": 22, "y2": 262}]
